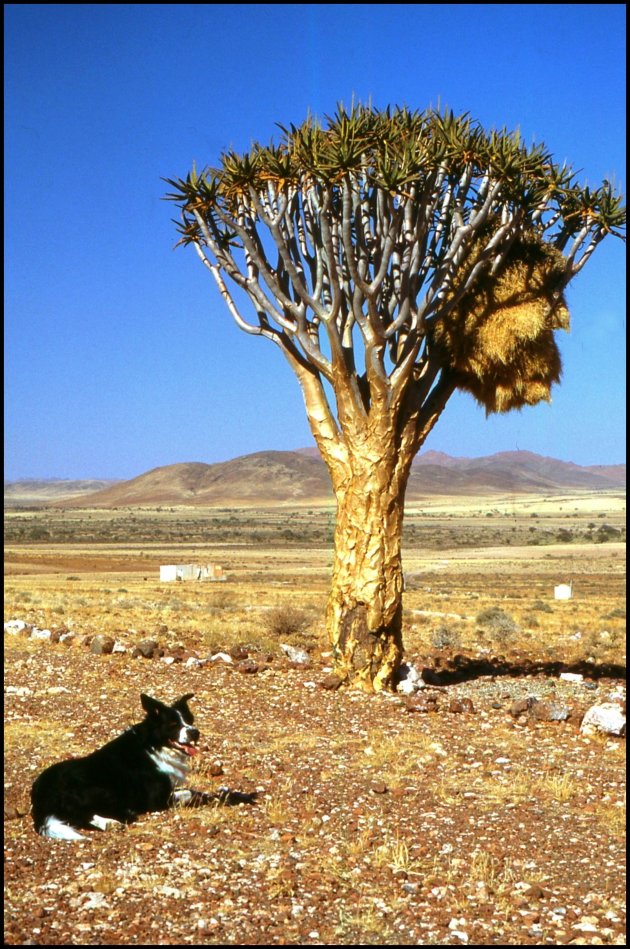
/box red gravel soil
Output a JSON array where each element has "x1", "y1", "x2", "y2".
[{"x1": 4, "y1": 638, "x2": 626, "y2": 946}]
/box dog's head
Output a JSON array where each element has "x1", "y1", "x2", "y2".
[{"x1": 140, "y1": 693, "x2": 200, "y2": 757}]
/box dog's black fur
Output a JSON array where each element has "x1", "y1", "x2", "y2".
[{"x1": 31, "y1": 692, "x2": 256, "y2": 840}]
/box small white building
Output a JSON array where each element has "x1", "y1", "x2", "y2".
[
  {"x1": 160, "y1": 563, "x2": 224, "y2": 582},
  {"x1": 554, "y1": 583, "x2": 573, "y2": 600}
]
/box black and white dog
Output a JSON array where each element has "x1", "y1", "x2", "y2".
[{"x1": 31, "y1": 692, "x2": 254, "y2": 840}]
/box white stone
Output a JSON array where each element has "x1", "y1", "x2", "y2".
[
  {"x1": 581, "y1": 703, "x2": 626, "y2": 736},
  {"x1": 31, "y1": 627, "x2": 52, "y2": 640},
  {"x1": 210, "y1": 652, "x2": 233, "y2": 663},
  {"x1": 280, "y1": 643, "x2": 310, "y2": 664},
  {"x1": 396, "y1": 662, "x2": 425, "y2": 693}
]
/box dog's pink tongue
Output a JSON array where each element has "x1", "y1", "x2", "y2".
[{"x1": 186, "y1": 744, "x2": 198, "y2": 757}]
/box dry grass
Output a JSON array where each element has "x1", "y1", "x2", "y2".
[{"x1": 4, "y1": 495, "x2": 625, "y2": 675}]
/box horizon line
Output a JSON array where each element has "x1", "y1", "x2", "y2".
[{"x1": 4, "y1": 445, "x2": 627, "y2": 485}]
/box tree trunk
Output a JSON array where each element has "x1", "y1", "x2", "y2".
[
  {"x1": 326, "y1": 452, "x2": 408, "y2": 692},
  {"x1": 294, "y1": 361, "x2": 455, "y2": 693}
]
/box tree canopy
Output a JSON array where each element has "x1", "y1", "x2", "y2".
[{"x1": 165, "y1": 104, "x2": 625, "y2": 423}]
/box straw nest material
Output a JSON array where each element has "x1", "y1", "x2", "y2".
[{"x1": 431, "y1": 233, "x2": 570, "y2": 413}]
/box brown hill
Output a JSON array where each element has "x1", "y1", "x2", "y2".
[
  {"x1": 41, "y1": 449, "x2": 625, "y2": 509},
  {"x1": 55, "y1": 452, "x2": 332, "y2": 508}
]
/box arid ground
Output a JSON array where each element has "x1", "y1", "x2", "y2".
[{"x1": 4, "y1": 493, "x2": 626, "y2": 945}]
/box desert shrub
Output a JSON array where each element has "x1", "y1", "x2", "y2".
[
  {"x1": 531, "y1": 599, "x2": 553, "y2": 613},
  {"x1": 595, "y1": 524, "x2": 622, "y2": 543},
  {"x1": 205, "y1": 589, "x2": 237, "y2": 611},
  {"x1": 263, "y1": 605, "x2": 312, "y2": 640},
  {"x1": 166, "y1": 597, "x2": 186, "y2": 612},
  {"x1": 431, "y1": 625, "x2": 462, "y2": 650},
  {"x1": 476, "y1": 607, "x2": 520, "y2": 640}
]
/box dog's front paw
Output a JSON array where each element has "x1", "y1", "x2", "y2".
[
  {"x1": 216, "y1": 787, "x2": 259, "y2": 806},
  {"x1": 90, "y1": 815, "x2": 125, "y2": 832},
  {"x1": 172, "y1": 788, "x2": 213, "y2": 808}
]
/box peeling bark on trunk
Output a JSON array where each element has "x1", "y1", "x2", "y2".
[
  {"x1": 326, "y1": 453, "x2": 408, "y2": 692},
  {"x1": 295, "y1": 361, "x2": 455, "y2": 693}
]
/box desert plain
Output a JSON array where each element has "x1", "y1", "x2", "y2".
[{"x1": 3, "y1": 489, "x2": 626, "y2": 945}]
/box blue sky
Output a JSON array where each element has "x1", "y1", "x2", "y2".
[{"x1": 4, "y1": 3, "x2": 626, "y2": 480}]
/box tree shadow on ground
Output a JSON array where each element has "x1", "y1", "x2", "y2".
[{"x1": 420, "y1": 654, "x2": 626, "y2": 686}]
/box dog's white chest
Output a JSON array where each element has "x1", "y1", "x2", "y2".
[{"x1": 148, "y1": 747, "x2": 190, "y2": 786}]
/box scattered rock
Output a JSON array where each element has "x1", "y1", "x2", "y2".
[
  {"x1": 395, "y1": 662, "x2": 425, "y2": 694},
  {"x1": 210, "y1": 652, "x2": 233, "y2": 663},
  {"x1": 523, "y1": 883, "x2": 547, "y2": 900},
  {"x1": 5, "y1": 685, "x2": 32, "y2": 696},
  {"x1": 132, "y1": 639, "x2": 161, "y2": 659},
  {"x1": 370, "y1": 780, "x2": 388, "y2": 794},
  {"x1": 510, "y1": 697, "x2": 538, "y2": 718},
  {"x1": 320, "y1": 673, "x2": 344, "y2": 691},
  {"x1": 185, "y1": 655, "x2": 205, "y2": 668},
  {"x1": 30, "y1": 627, "x2": 52, "y2": 641},
  {"x1": 531, "y1": 701, "x2": 571, "y2": 722},
  {"x1": 403, "y1": 694, "x2": 439, "y2": 713},
  {"x1": 237, "y1": 660, "x2": 259, "y2": 674},
  {"x1": 90, "y1": 635, "x2": 115, "y2": 655},
  {"x1": 280, "y1": 644, "x2": 310, "y2": 664},
  {"x1": 449, "y1": 697, "x2": 475, "y2": 714},
  {"x1": 165, "y1": 644, "x2": 198, "y2": 663},
  {"x1": 581, "y1": 703, "x2": 626, "y2": 737},
  {"x1": 229, "y1": 645, "x2": 249, "y2": 661}
]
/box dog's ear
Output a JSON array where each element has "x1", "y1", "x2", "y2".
[
  {"x1": 141, "y1": 693, "x2": 166, "y2": 716},
  {"x1": 175, "y1": 692, "x2": 195, "y2": 706},
  {"x1": 173, "y1": 693, "x2": 195, "y2": 721}
]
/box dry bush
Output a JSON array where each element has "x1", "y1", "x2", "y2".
[
  {"x1": 530, "y1": 599, "x2": 553, "y2": 613},
  {"x1": 262, "y1": 605, "x2": 313, "y2": 641},
  {"x1": 475, "y1": 606, "x2": 520, "y2": 644},
  {"x1": 431, "y1": 624, "x2": 463, "y2": 650}
]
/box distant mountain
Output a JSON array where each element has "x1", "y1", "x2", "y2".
[
  {"x1": 4, "y1": 478, "x2": 119, "y2": 508},
  {"x1": 410, "y1": 449, "x2": 626, "y2": 493},
  {"x1": 9, "y1": 448, "x2": 622, "y2": 509}
]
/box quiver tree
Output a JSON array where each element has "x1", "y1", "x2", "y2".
[{"x1": 165, "y1": 104, "x2": 625, "y2": 692}]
